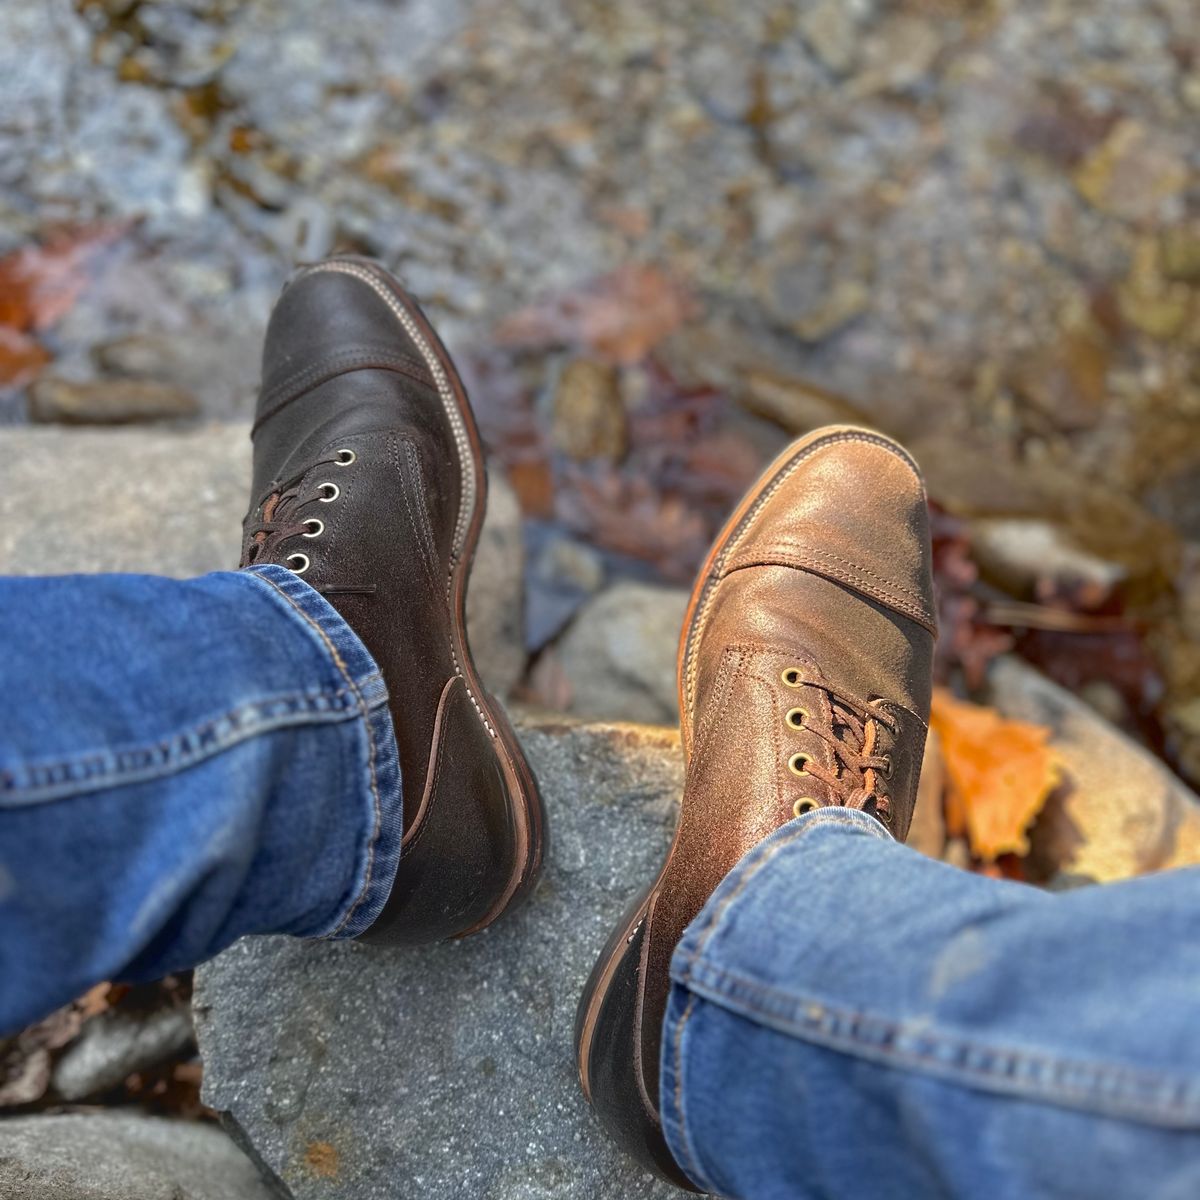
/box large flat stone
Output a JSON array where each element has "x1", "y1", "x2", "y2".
[
  {"x1": 0, "y1": 1113, "x2": 278, "y2": 1200},
  {"x1": 548, "y1": 583, "x2": 690, "y2": 725},
  {"x1": 987, "y1": 656, "x2": 1200, "y2": 883},
  {"x1": 195, "y1": 716, "x2": 684, "y2": 1200},
  {"x1": 0, "y1": 425, "x2": 250, "y2": 579},
  {"x1": 0, "y1": 425, "x2": 524, "y2": 697}
]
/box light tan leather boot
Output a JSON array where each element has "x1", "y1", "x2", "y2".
[{"x1": 575, "y1": 426, "x2": 937, "y2": 1189}]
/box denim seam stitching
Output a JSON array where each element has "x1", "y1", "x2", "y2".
[
  {"x1": 672, "y1": 953, "x2": 1200, "y2": 1126},
  {"x1": 0, "y1": 687, "x2": 366, "y2": 806},
  {"x1": 670, "y1": 991, "x2": 720, "y2": 1194},
  {"x1": 251, "y1": 571, "x2": 387, "y2": 938}
]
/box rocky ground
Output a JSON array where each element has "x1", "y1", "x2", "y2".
[
  {"x1": 3, "y1": 0, "x2": 1199, "y2": 762},
  {"x1": 1, "y1": 0, "x2": 1199, "y2": 1196}
]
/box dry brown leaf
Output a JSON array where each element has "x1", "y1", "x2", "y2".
[
  {"x1": 76, "y1": 982, "x2": 114, "y2": 1019},
  {"x1": 493, "y1": 265, "x2": 695, "y2": 364},
  {"x1": 930, "y1": 687, "x2": 1060, "y2": 861},
  {"x1": 0, "y1": 225, "x2": 123, "y2": 333},
  {"x1": 0, "y1": 225, "x2": 126, "y2": 387},
  {"x1": 0, "y1": 325, "x2": 49, "y2": 387}
]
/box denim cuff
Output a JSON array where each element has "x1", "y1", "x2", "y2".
[
  {"x1": 659, "y1": 808, "x2": 890, "y2": 1191},
  {"x1": 242, "y1": 565, "x2": 403, "y2": 939}
]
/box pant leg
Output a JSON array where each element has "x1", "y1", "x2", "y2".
[
  {"x1": 0, "y1": 564, "x2": 402, "y2": 1034},
  {"x1": 661, "y1": 807, "x2": 1200, "y2": 1200}
]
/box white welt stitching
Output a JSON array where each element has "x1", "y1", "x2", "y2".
[
  {"x1": 305, "y1": 261, "x2": 475, "y2": 554},
  {"x1": 305, "y1": 261, "x2": 495, "y2": 737},
  {"x1": 683, "y1": 431, "x2": 924, "y2": 716}
]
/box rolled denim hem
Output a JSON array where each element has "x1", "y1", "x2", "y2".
[
  {"x1": 659, "y1": 810, "x2": 889, "y2": 1192},
  {"x1": 661, "y1": 811, "x2": 1200, "y2": 1200},
  {"x1": 241, "y1": 565, "x2": 402, "y2": 939}
]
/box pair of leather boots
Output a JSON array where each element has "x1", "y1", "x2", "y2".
[{"x1": 240, "y1": 258, "x2": 936, "y2": 1190}]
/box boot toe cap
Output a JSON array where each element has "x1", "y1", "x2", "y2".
[
  {"x1": 728, "y1": 427, "x2": 936, "y2": 635},
  {"x1": 258, "y1": 258, "x2": 427, "y2": 403}
]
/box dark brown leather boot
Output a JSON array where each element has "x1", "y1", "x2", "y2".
[
  {"x1": 574, "y1": 426, "x2": 937, "y2": 1189},
  {"x1": 240, "y1": 256, "x2": 544, "y2": 944}
]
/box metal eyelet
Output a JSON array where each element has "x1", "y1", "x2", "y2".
[
  {"x1": 880, "y1": 759, "x2": 894, "y2": 780},
  {"x1": 318, "y1": 482, "x2": 340, "y2": 502},
  {"x1": 286, "y1": 552, "x2": 310, "y2": 575},
  {"x1": 781, "y1": 668, "x2": 803, "y2": 688},
  {"x1": 785, "y1": 707, "x2": 808, "y2": 729},
  {"x1": 302, "y1": 519, "x2": 324, "y2": 538},
  {"x1": 788, "y1": 752, "x2": 811, "y2": 777},
  {"x1": 334, "y1": 449, "x2": 357, "y2": 466},
  {"x1": 793, "y1": 797, "x2": 819, "y2": 817}
]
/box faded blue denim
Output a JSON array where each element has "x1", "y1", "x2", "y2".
[
  {"x1": 0, "y1": 564, "x2": 401, "y2": 1034},
  {"x1": 6, "y1": 563, "x2": 1200, "y2": 1199},
  {"x1": 661, "y1": 807, "x2": 1200, "y2": 1199}
]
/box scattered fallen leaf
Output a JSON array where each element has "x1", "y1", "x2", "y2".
[
  {"x1": 0, "y1": 225, "x2": 123, "y2": 333},
  {"x1": 930, "y1": 687, "x2": 1060, "y2": 861},
  {"x1": 493, "y1": 265, "x2": 695, "y2": 364},
  {"x1": 0, "y1": 325, "x2": 50, "y2": 387},
  {"x1": 1013, "y1": 91, "x2": 1117, "y2": 168},
  {"x1": 1073, "y1": 120, "x2": 1188, "y2": 222},
  {"x1": 0, "y1": 999, "x2": 88, "y2": 1107},
  {"x1": 0, "y1": 225, "x2": 127, "y2": 388},
  {"x1": 557, "y1": 466, "x2": 712, "y2": 579},
  {"x1": 930, "y1": 505, "x2": 1015, "y2": 687},
  {"x1": 1009, "y1": 326, "x2": 1110, "y2": 431},
  {"x1": 737, "y1": 367, "x2": 867, "y2": 433},
  {"x1": 76, "y1": 982, "x2": 115, "y2": 1020},
  {"x1": 551, "y1": 358, "x2": 627, "y2": 461}
]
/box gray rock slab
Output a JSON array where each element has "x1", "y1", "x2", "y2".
[
  {"x1": 29, "y1": 376, "x2": 201, "y2": 425},
  {"x1": 0, "y1": 425, "x2": 524, "y2": 698},
  {"x1": 51, "y1": 1005, "x2": 194, "y2": 1102},
  {"x1": 987, "y1": 656, "x2": 1200, "y2": 883},
  {"x1": 195, "y1": 716, "x2": 684, "y2": 1200},
  {"x1": 0, "y1": 1113, "x2": 277, "y2": 1200},
  {"x1": 0, "y1": 425, "x2": 250, "y2": 579},
  {"x1": 549, "y1": 583, "x2": 690, "y2": 725}
]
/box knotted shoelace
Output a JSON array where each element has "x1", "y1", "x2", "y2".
[{"x1": 787, "y1": 675, "x2": 897, "y2": 825}]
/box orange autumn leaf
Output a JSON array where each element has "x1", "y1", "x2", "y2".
[{"x1": 929, "y1": 687, "x2": 1059, "y2": 861}]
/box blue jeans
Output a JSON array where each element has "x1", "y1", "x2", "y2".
[
  {"x1": 662, "y1": 808, "x2": 1200, "y2": 1199},
  {"x1": 0, "y1": 565, "x2": 402, "y2": 1033},
  {"x1": 4, "y1": 570, "x2": 1200, "y2": 1197}
]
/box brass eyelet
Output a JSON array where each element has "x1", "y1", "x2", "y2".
[
  {"x1": 781, "y1": 668, "x2": 803, "y2": 688},
  {"x1": 785, "y1": 707, "x2": 808, "y2": 729},
  {"x1": 334, "y1": 448, "x2": 357, "y2": 466},
  {"x1": 793, "y1": 797, "x2": 819, "y2": 817},
  {"x1": 788, "y1": 752, "x2": 811, "y2": 777}
]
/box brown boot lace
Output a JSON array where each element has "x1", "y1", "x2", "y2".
[
  {"x1": 779, "y1": 668, "x2": 897, "y2": 827},
  {"x1": 241, "y1": 448, "x2": 376, "y2": 596}
]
